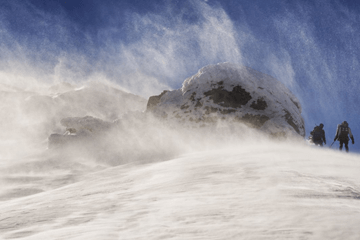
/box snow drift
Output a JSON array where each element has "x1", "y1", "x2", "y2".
[{"x1": 1, "y1": 142, "x2": 360, "y2": 239}]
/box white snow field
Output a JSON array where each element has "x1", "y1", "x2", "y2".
[{"x1": 1, "y1": 141, "x2": 360, "y2": 240}]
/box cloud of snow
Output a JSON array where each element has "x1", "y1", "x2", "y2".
[
  {"x1": 0, "y1": 0, "x2": 245, "y2": 162},
  {"x1": 1, "y1": 0, "x2": 360, "y2": 168},
  {"x1": 96, "y1": 0, "x2": 243, "y2": 97}
]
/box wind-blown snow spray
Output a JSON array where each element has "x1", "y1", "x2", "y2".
[
  {"x1": 0, "y1": 0, "x2": 359, "y2": 200},
  {"x1": 1, "y1": 1, "x2": 360, "y2": 238}
]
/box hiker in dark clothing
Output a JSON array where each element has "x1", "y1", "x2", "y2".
[
  {"x1": 310, "y1": 123, "x2": 326, "y2": 146},
  {"x1": 334, "y1": 121, "x2": 355, "y2": 152}
]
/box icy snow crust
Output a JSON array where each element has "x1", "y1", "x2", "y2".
[
  {"x1": 1, "y1": 143, "x2": 360, "y2": 239},
  {"x1": 151, "y1": 63, "x2": 305, "y2": 137}
]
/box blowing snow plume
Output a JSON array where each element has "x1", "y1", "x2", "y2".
[
  {"x1": 2, "y1": 0, "x2": 360, "y2": 151},
  {"x1": 0, "y1": 80, "x2": 147, "y2": 160},
  {"x1": 46, "y1": 63, "x2": 304, "y2": 169},
  {"x1": 0, "y1": 0, "x2": 245, "y2": 160},
  {"x1": 2, "y1": 1, "x2": 360, "y2": 238},
  {"x1": 0, "y1": 62, "x2": 306, "y2": 203}
]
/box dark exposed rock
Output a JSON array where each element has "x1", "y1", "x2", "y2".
[
  {"x1": 204, "y1": 106, "x2": 219, "y2": 114},
  {"x1": 204, "y1": 85, "x2": 252, "y2": 108},
  {"x1": 290, "y1": 98, "x2": 301, "y2": 111},
  {"x1": 195, "y1": 100, "x2": 203, "y2": 108},
  {"x1": 237, "y1": 114, "x2": 270, "y2": 128},
  {"x1": 270, "y1": 132, "x2": 287, "y2": 138},
  {"x1": 220, "y1": 109, "x2": 236, "y2": 114},
  {"x1": 284, "y1": 109, "x2": 301, "y2": 134},
  {"x1": 180, "y1": 104, "x2": 189, "y2": 110},
  {"x1": 60, "y1": 116, "x2": 112, "y2": 133},
  {"x1": 49, "y1": 116, "x2": 112, "y2": 149},
  {"x1": 250, "y1": 98, "x2": 268, "y2": 110},
  {"x1": 146, "y1": 90, "x2": 168, "y2": 112},
  {"x1": 211, "y1": 80, "x2": 224, "y2": 88},
  {"x1": 189, "y1": 92, "x2": 196, "y2": 102},
  {"x1": 66, "y1": 128, "x2": 77, "y2": 134}
]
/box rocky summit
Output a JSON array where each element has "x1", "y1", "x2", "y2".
[{"x1": 147, "y1": 62, "x2": 305, "y2": 137}]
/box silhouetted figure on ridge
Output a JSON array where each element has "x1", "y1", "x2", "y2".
[
  {"x1": 310, "y1": 123, "x2": 326, "y2": 146},
  {"x1": 334, "y1": 121, "x2": 355, "y2": 152}
]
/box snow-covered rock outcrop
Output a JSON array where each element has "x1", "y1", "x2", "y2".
[
  {"x1": 48, "y1": 116, "x2": 113, "y2": 148},
  {"x1": 147, "y1": 63, "x2": 305, "y2": 137}
]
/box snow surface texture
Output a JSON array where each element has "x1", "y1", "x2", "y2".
[
  {"x1": 1, "y1": 142, "x2": 360, "y2": 240},
  {"x1": 147, "y1": 63, "x2": 305, "y2": 137}
]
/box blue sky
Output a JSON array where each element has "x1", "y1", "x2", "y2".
[{"x1": 1, "y1": 0, "x2": 360, "y2": 151}]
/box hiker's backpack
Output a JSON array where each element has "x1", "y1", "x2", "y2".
[
  {"x1": 338, "y1": 125, "x2": 349, "y2": 140},
  {"x1": 311, "y1": 126, "x2": 323, "y2": 141}
]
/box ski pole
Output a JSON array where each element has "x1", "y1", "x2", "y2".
[{"x1": 329, "y1": 141, "x2": 335, "y2": 148}]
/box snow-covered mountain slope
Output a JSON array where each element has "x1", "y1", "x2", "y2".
[
  {"x1": 0, "y1": 142, "x2": 360, "y2": 239},
  {"x1": 147, "y1": 63, "x2": 304, "y2": 137},
  {"x1": 1, "y1": 65, "x2": 356, "y2": 240}
]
